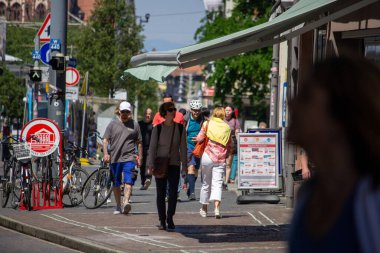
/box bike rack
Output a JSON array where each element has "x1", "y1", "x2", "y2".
[{"x1": 19, "y1": 120, "x2": 63, "y2": 210}]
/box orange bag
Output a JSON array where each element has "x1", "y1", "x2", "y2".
[{"x1": 192, "y1": 121, "x2": 209, "y2": 158}]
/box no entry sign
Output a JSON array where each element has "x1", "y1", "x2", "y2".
[
  {"x1": 66, "y1": 67, "x2": 80, "y2": 86},
  {"x1": 21, "y1": 118, "x2": 61, "y2": 157}
]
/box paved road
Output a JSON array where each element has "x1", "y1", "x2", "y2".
[
  {"x1": 0, "y1": 226, "x2": 82, "y2": 253},
  {"x1": 0, "y1": 164, "x2": 293, "y2": 253}
]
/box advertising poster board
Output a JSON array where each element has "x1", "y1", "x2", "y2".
[{"x1": 237, "y1": 129, "x2": 281, "y2": 190}]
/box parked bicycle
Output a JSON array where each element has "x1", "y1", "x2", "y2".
[
  {"x1": 1, "y1": 136, "x2": 19, "y2": 208},
  {"x1": 1, "y1": 135, "x2": 39, "y2": 210},
  {"x1": 61, "y1": 141, "x2": 89, "y2": 207},
  {"x1": 81, "y1": 159, "x2": 113, "y2": 209}
]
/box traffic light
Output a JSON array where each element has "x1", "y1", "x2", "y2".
[
  {"x1": 49, "y1": 55, "x2": 65, "y2": 71},
  {"x1": 29, "y1": 69, "x2": 42, "y2": 82}
]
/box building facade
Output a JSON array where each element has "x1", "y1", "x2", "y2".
[{"x1": 0, "y1": 0, "x2": 50, "y2": 22}]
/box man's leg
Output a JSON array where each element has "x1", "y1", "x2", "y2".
[
  {"x1": 187, "y1": 165, "x2": 197, "y2": 200},
  {"x1": 111, "y1": 163, "x2": 122, "y2": 214},
  {"x1": 122, "y1": 161, "x2": 136, "y2": 214}
]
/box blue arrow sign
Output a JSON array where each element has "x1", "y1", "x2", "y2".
[
  {"x1": 40, "y1": 43, "x2": 50, "y2": 65},
  {"x1": 50, "y1": 39, "x2": 61, "y2": 51}
]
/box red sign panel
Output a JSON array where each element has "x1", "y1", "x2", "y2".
[
  {"x1": 21, "y1": 118, "x2": 61, "y2": 157},
  {"x1": 203, "y1": 87, "x2": 215, "y2": 97}
]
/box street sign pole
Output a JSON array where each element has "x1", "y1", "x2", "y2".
[
  {"x1": 48, "y1": 0, "x2": 67, "y2": 130},
  {"x1": 32, "y1": 35, "x2": 40, "y2": 120}
]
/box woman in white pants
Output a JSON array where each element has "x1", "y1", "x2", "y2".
[{"x1": 196, "y1": 106, "x2": 232, "y2": 218}]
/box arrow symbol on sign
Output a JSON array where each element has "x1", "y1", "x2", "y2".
[{"x1": 33, "y1": 72, "x2": 40, "y2": 78}]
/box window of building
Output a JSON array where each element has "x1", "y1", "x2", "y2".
[
  {"x1": 365, "y1": 36, "x2": 380, "y2": 65},
  {"x1": 0, "y1": 2, "x2": 6, "y2": 17},
  {"x1": 35, "y1": 3, "x2": 46, "y2": 21},
  {"x1": 10, "y1": 3, "x2": 21, "y2": 21}
]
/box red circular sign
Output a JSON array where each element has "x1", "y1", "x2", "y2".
[
  {"x1": 21, "y1": 118, "x2": 61, "y2": 157},
  {"x1": 66, "y1": 67, "x2": 80, "y2": 86}
]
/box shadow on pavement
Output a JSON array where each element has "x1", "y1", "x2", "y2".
[{"x1": 176, "y1": 224, "x2": 289, "y2": 243}]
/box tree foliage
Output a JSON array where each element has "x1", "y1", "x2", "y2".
[
  {"x1": 72, "y1": 0, "x2": 159, "y2": 117},
  {"x1": 74, "y1": 0, "x2": 142, "y2": 97},
  {"x1": 6, "y1": 25, "x2": 37, "y2": 65},
  {"x1": 195, "y1": 0, "x2": 273, "y2": 121},
  {"x1": 0, "y1": 65, "x2": 26, "y2": 119}
]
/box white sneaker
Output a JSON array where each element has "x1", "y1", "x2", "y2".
[
  {"x1": 143, "y1": 179, "x2": 151, "y2": 190},
  {"x1": 199, "y1": 208, "x2": 207, "y2": 218},
  {"x1": 215, "y1": 208, "x2": 222, "y2": 219},
  {"x1": 113, "y1": 206, "x2": 121, "y2": 215},
  {"x1": 123, "y1": 203, "x2": 131, "y2": 214}
]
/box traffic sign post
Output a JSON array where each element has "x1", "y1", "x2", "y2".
[
  {"x1": 29, "y1": 69, "x2": 42, "y2": 82},
  {"x1": 38, "y1": 13, "x2": 51, "y2": 42},
  {"x1": 65, "y1": 67, "x2": 80, "y2": 86},
  {"x1": 40, "y1": 43, "x2": 50, "y2": 65},
  {"x1": 66, "y1": 86, "x2": 79, "y2": 101},
  {"x1": 50, "y1": 39, "x2": 61, "y2": 52},
  {"x1": 20, "y1": 118, "x2": 63, "y2": 210}
]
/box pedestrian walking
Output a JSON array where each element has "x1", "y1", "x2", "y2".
[
  {"x1": 152, "y1": 93, "x2": 185, "y2": 126},
  {"x1": 153, "y1": 93, "x2": 185, "y2": 201},
  {"x1": 138, "y1": 108, "x2": 153, "y2": 190},
  {"x1": 287, "y1": 56, "x2": 380, "y2": 253},
  {"x1": 185, "y1": 99, "x2": 205, "y2": 201},
  {"x1": 103, "y1": 101, "x2": 143, "y2": 215},
  {"x1": 224, "y1": 104, "x2": 241, "y2": 187},
  {"x1": 197, "y1": 106, "x2": 232, "y2": 219},
  {"x1": 147, "y1": 102, "x2": 187, "y2": 231}
]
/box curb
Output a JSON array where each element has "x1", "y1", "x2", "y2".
[{"x1": 0, "y1": 215, "x2": 124, "y2": 253}]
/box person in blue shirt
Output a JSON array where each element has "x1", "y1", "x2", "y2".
[{"x1": 185, "y1": 100, "x2": 205, "y2": 200}]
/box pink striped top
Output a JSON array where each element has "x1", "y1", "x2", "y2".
[{"x1": 196, "y1": 121, "x2": 232, "y2": 164}]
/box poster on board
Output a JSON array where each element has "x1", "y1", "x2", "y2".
[{"x1": 237, "y1": 130, "x2": 281, "y2": 190}]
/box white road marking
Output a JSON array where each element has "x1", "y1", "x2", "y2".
[
  {"x1": 246, "y1": 211, "x2": 264, "y2": 226},
  {"x1": 41, "y1": 214, "x2": 181, "y2": 248},
  {"x1": 258, "y1": 211, "x2": 279, "y2": 227}
]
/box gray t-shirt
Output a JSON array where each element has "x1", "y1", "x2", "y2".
[{"x1": 103, "y1": 119, "x2": 142, "y2": 164}]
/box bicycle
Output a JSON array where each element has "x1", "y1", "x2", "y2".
[
  {"x1": 9, "y1": 135, "x2": 39, "y2": 211},
  {"x1": 1, "y1": 136, "x2": 19, "y2": 208},
  {"x1": 81, "y1": 159, "x2": 113, "y2": 209},
  {"x1": 61, "y1": 141, "x2": 89, "y2": 207}
]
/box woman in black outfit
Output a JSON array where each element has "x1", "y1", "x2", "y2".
[{"x1": 147, "y1": 102, "x2": 187, "y2": 231}]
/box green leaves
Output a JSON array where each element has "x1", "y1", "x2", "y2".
[
  {"x1": 195, "y1": 0, "x2": 273, "y2": 121},
  {"x1": 0, "y1": 65, "x2": 26, "y2": 119}
]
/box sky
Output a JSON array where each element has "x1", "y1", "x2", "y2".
[{"x1": 135, "y1": 0, "x2": 207, "y2": 52}]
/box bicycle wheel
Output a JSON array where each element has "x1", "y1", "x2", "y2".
[
  {"x1": 23, "y1": 186, "x2": 32, "y2": 211},
  {"x1": 10, "y1": 164, "x2": 21, "y2": 209},
  {"x1": 82, "y1": 167, "x2": 113, "y2": 209},
  {"x1": 62, "y1": 166, "x2": 89, "y2": 207},
  {"x1": 1, "y1": 161, "x2": 11, "y2": 208}
]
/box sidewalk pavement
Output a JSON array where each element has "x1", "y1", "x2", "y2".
[{"x1": 0, "y1": 166, "x2": 293, "y2": 253}]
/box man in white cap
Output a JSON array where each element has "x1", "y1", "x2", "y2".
[{"x1": 103, "y1": 101, "x2": 143, "y2": 215}]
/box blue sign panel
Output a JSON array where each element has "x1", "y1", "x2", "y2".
[
  {"x1": 50, "y1": 39, "x2": 61, "y2": 51},
  {"x1": 32, "y1": 50, "x2": 41, "y2": 60},
  {"x1": 40, "y1": 43, "x2": 50, "y2": 65},
  {"x1": 68, "y1": 58, "x2": 77, "y2": 68}
]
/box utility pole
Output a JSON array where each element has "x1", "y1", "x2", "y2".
[
  {"x1": 48, "y1": 0, "x2": 67, "y2": 130},
  {"x1": 0, "y1": 16, "x2": 6, "y2": 63}
]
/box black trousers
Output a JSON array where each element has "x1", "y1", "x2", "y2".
[{"x1": 155, "y1": 165, "x2": 180, "y2": 223}]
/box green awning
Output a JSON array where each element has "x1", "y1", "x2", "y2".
[{"x1": 124, "y1": 0, "x2": 378, "y2": 81}]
